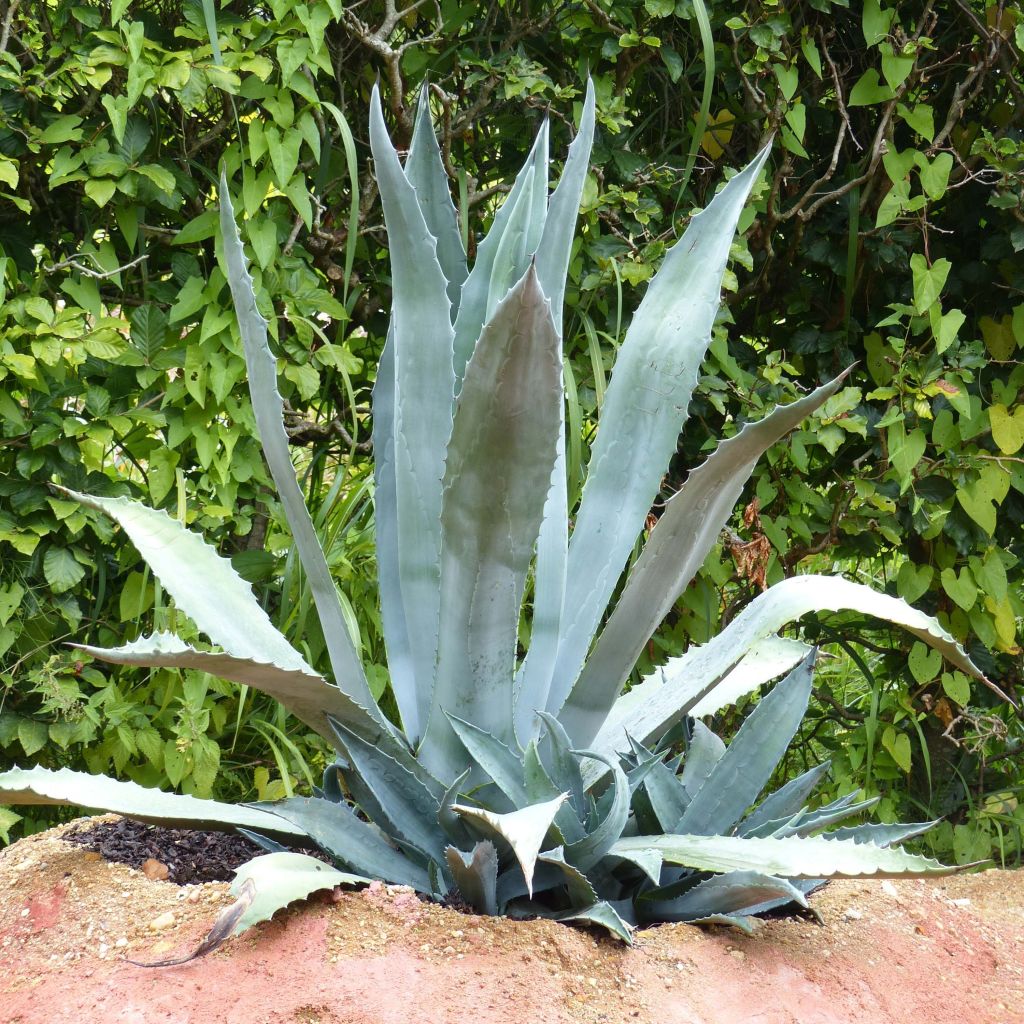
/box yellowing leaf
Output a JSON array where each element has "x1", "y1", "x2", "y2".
[
  {"x1": 980, "y1": 315, "x2": 1016, "y2": 360},
  {"x1": 700, "y1": 110, "x2": 735, "y2": 159},
  {"x1": 989, "y1": 403, "x2": 1024, "y2": 454}
]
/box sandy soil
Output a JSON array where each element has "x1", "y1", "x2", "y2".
[{"x1": 0, "y1": 817, "x2": 1021, "y2": 1024}]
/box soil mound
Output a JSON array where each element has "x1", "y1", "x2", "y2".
[{"x1": 1, "y1": 818, "x2": 1021, "y2": 1024}]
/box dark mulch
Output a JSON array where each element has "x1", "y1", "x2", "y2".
[{"x1": 64, "y1": 818, "x2": 267, "y2": 885}]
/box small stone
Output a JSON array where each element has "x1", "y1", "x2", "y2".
[
  {"x1": 842, "y1": 908, "x2": 863, "y2": 921},
  {"x1": 148, "y1": 911, "x2": 176, "y2": 932},
  {"x1": 881, "y1": 881, "x2": 899, "y2": 898},
  {"x1": 728, "y1": 949, "x2": 746, "y2": 961},
  {"x1": 98, "y1": 943, "x2": 108, "y2": 957},
  {"x1": 186, "y1": 889, "x2": 202, "y2": 903},
  {"x1": 142, "y1": 859, "x2": 169, "y2": 881},
  {"x1": 952, "y1": 898, "x2": 971, "y2": 907},
  {"x1": 13, "y1": 859, "x2": 36, "y2": 872},
  {"x1": 115, "y1": 938, "x2": 128, "y2": 948}
]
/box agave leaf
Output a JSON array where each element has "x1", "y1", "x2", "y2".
[
  {"x1": 593, "y1": 636, "x2": 810, "y2": 776},
  {"x1": 592, "y1": 575, "x2": 995, "y2": 766},
  {"x1": 638, "y1": 870, "x2": 808, "y2": 923},
  {"x1": 135, "y1": 852, "x2": 370, "y2": 966},
  {"x1": 0, "y1": 765, "x2": 304, "y2": 838},
  {"x1": 485, "y1": 164, "x2": 537, "y2": 322},
  {"x1": 219, "y1": 174, "x2": 374, "y2": 713},
  {"x1": 445, "y1": 841, "x2": 499, "y2": 914},
  {"x1": 738, "y1": 760, "x2": 832, "y2": 836},
  {"x1": 405, "y1": 84, "x2": 467, "y2": 313},
  {"x1": 689, "y1": 913, "x2": 759, "y2": 934},
  {"x1": 534, "y1": 712, "x2": 587, "y2": 823},
  {"x1": 420, "y1": 267, "x2": 562, "y2": 781},
  {"x1": 553, "y1": 901, "x2": 634, "y2": 944},
  {"x1": 252, "y1": 795, "x2": 431, "y2": 891},
  {"x1": 640, "y1": 758, "x2": 691, "y2": 832},
  {"x1": 523, "y1": 739, "x2": 586, "y2": 843},
  {"x1": 451, "y1": 794, "x2": 567, "y2": 897},
  {"x1": 562, "y1": 372, "x2": 847, "y2": 743},
  {"x1": 371, "y1": 329, "x2": 419, "y2": 740},
  {"x1": 687, "y1": 637, "x2": 813, "y2": 718},
  {"x1": 513, "y1": 82, "x2": 596, "y2": 746},
  {"x1": 563, "y1": 751, "x2": 629, "y2": 872},
  {"x1": 679, "y1": 720, "x2": 727, "y2": 800},
  {"x1": 228, "y1": 853, "x2": 370, "y2": 932},
  {"x1": 73, "y1": 633, "x2": 385, "y2": 756},
  {"x1": 677, "y1": 653, "x2": 816, "y2": 836},
  {"x1": 776, "y1": 797, "x2": 880, "y2": 838},
  {"x1": 827, "y1": 821, "x2": 937, "y2": 846},
  {"x1": 537, "y1": 847, "x2": 598, "y2": 907},
  {"x1": 610, "y1": 832, "x2": 964, "y2": 878},
  {"x1": 369, "y1": 85, "x2": 457, "y2": 739},
  {"x1": 438, "y1": 767, "x2": 474, "y2": 846},
  {"x1": 61, "y1": 490, "x2": 309, "y2": 674},
  {"x1": 329, "y1": 718, "x2": 446, "y2": 865},
  {"x1": 446, "y1": 715, "x2": 529, "y2": 807},
  {"x1": 451, "y1": 120, "x2": 549, "y2": 387},
  {"x1": 546, "y1": 146, "x2": 772, "y2": 716}
]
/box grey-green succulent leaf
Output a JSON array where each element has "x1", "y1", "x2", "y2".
[
  {"x1": 73, "y1": 633, "x2": 380, "y2": 757},
  {"x1": 537, "y1": 847, "x2": 598, "y2": 907},
  {"x1": 513, "y1": 81, "x2": 597, "y2": 747},
  {"x1": 370, "y1": 329, "x2": 418, "y2": 739},
  {"x1": 446, "y1": 715, "x2": 529, "y2": 808},
  {"x1": 738, "y1": 761, "x2": 832, "y2": 836},
  {"x1": 252, "y1": 795, "x2": 431, "y2": 891},
  {"x1": 62, "y1": 489, "x2": 308, "y2": 673},
  {"x1": 451, "y1": 119, "x2": 549, "y2": 388},
  {"x1": 219, "y1": 172, "x2": 375, "y2": 716},
  {"x1": 638, "y1": 870, "x2": 808, "y2": 923},
  {"x1": 552, "y1": 901, "x2": 634, "y2": 944},
  {"x1": 451, "y1": 794, "x2": 567, "y2": 897},
  {"x1": 563, "y1": 751, "x2": 629, "y2": 872},
  {"x1": 679, "y1": 720, "x2": 727, "y2": 801},
  {"x1": 676, "y1": 652, "x2": 816, "y2": 836},
  {"x1": 369, "y1": 84, "x2": 457, "y2": 741},
  {"x1": 561, "y1": 372, "x2": 848, "y2": 744},
  {"x1": 0, "y1": 765, "x2": 304, "y2": 838},
  {"x1": 592, "y1": 575, "x2": 991, "y2": 766},
  {"x1": 826, "y1": 821, "x2": 938, "y2": 846},
  {"x1": 405, "y1": 84, "x2": 468, "y2": 314},
  {"x1": 611, "y1": 832, "x2": 961, "y2": 878},
  {"x1": 445, "y1": 842, "x2": 499, "y2": 914},
  {"x1": 421, "y1": 266, "x2": 562, "y2": 782},
  {"x1": 328, "y1": 718, "x2": 446, "y2": 864},
  {"x1": 547, "y1": 146, "x2": 772, "y2": 716}
]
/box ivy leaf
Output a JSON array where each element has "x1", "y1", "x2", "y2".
[
  {"x1": 909, "y1": 254, "x2": 950, "y2": 314},
  {"x1": 849, "y1": 69, "x2": 896, "y2": 105}
]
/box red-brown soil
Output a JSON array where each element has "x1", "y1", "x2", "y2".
[{"x1": 1, "y1": 817, "x2": 1021, "y2": 1024}]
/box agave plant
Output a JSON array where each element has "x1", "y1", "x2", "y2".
[{"x1": 0, "y1": 84, "x2": 1003, "y2": 949}]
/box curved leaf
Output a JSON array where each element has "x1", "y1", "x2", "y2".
[
  {"x1": 252, "y1": 795, "x2": 431, "y2": 891},
  {"x1": 0, "y1": 765, "x2": 304, "y2": 838},
  {"x1": 638, "y1": 870, "x2": 808, "y2": 923},
  {"x1": 562, "y1": 372, "x2": 848, "y2": 743},
  {"x1": 676, "y1": 652, "x2": 815, "y2": 836},
  {"x1": 219, "y1": 174, "x2": 375, "y2": 713},
  {"x1": 611, "y1": 832, "x2": 965, "y2": 878},
  {"x1": 445, "y1": 841, "x2": 499, "y2": 914},
  {"x1": 369, "y1": 84, "x2": 457, "y2": 740},
  {"x1": 420, "y1": 266, "x2": 561, "y2": 781},
  {"x1": 547, "y1": 146, "x2": 772, "y2": 714},
  {"x1": 451, "y1": 794, "x2": 566, "y2": 897},
  {"x1": 592, "y1": 575, "x2": 994, "y2": 765}
]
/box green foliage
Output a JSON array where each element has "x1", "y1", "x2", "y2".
[
  {"x1": 0, "y1": 92, "x2": 989, "y2": 948},
  {"x1": 1, "y1": 0, "x2": 1021, "y2": 865}
]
